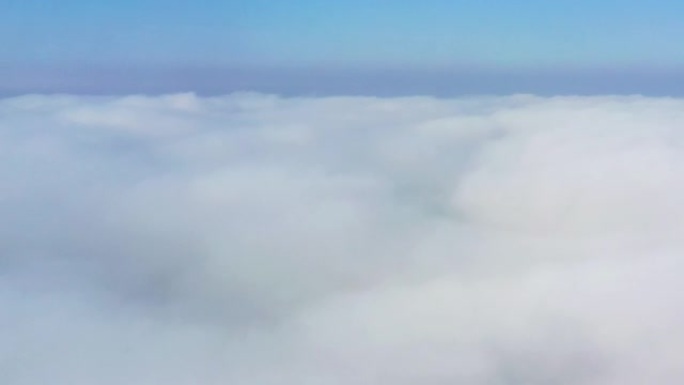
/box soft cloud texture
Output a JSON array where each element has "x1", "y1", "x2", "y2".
[{"x1": 2, "y1": 93, "x2": 684, "y2": 384}]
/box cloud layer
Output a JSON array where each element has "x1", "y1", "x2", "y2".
[{"x1": 2, "y1": 93, "x2": 684, "y2": 384}]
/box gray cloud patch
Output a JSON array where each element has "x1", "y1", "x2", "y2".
[{"x1": 2, "y1": 93, "x2": 684, "y2": 384}]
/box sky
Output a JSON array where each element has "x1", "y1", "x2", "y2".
[
  {"x1": 0, "y1": 0, "x2": 684, "y2": 385},
  {"x1": 3, "y1": 0, "x2": 684, "y2": 95},
  {"x1": 5, "y1": 2, "x2": 684, "y2": 382}
]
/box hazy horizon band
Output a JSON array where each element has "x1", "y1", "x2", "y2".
[{"x1": 4, "y1": 65, "x2": 684, "y2": 97}]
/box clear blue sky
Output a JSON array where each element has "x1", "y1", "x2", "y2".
[{"x1": 2, "y1": 0, "x2": 684, "y2": 94}]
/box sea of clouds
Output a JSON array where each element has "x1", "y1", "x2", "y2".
[{"x1": 2, "y1": 93, "x2": 684, "y2": 384}]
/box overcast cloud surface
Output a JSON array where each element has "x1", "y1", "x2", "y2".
[{"x1": 2, "y1": 93, "x2": 684, "y2": 384}]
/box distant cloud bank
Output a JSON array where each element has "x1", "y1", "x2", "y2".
[{"x1": 3, "y1": 93, "x2": 684, "y2": 384}]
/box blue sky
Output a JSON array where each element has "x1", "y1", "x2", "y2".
[{"x1": 3, "y1": 0, "x2": 684, "y2": 94}]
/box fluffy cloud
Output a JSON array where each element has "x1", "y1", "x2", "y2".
[{"x1": 2, "y1": 93, "x2": 684, "y2": 384}]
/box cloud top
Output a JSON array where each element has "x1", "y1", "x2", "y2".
[{"x1": 2, "y1": 93, "x2": 684, "y2": 384}]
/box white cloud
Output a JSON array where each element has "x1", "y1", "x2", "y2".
[{"x1": 2, "y1": 93, "x2": 684, "y2": 384}]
